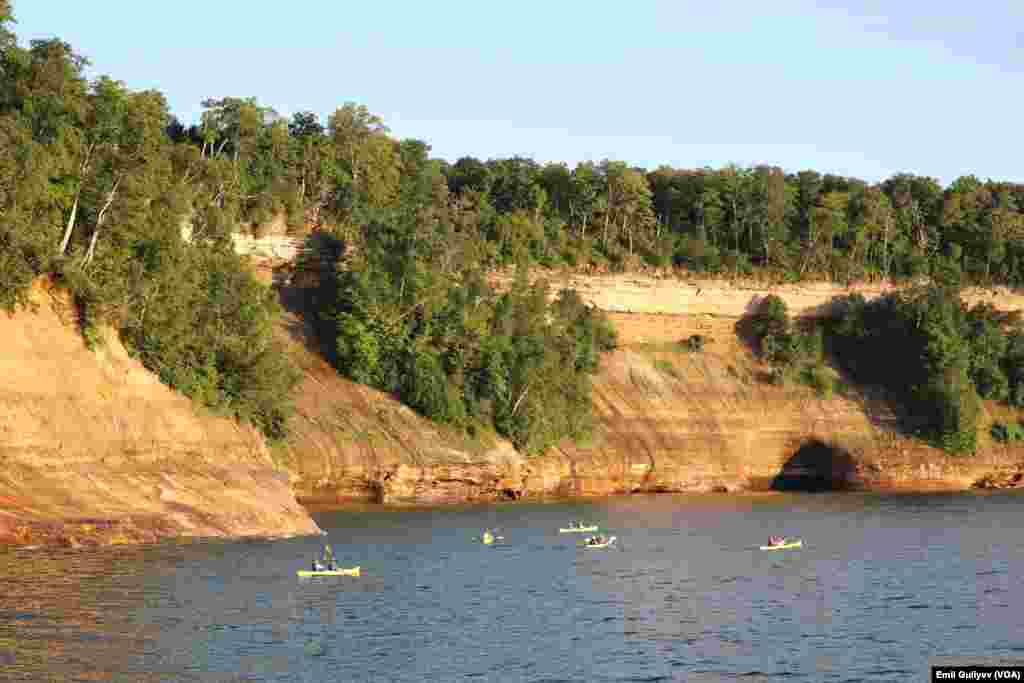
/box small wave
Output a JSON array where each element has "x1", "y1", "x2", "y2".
[{"x1": 1001, "y1": 645, "x2": 1024, "y2": 653}]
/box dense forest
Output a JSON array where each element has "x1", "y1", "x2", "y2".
[{"x1": 3, "y1": 1, "x2": 1024, "y2": 453}]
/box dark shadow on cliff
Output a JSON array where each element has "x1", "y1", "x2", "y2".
[
  {"x1": 817, "y1": 293, "x2": 933, "y2": 440},
  {"x1": 736, "y1": 293, "x2": 929, "y2": 442},
  {"x1": 272, "y1": 231, "x2": 346, "y2": 366},
  {"x1": 772, "y1": 439, "x2": 859, "y2": 492},
  {"x1": 733, "y1": 296, "x2": 765, "y2": 357}
]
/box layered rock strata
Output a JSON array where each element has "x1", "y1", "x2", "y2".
[{"x1": 0, "y1": 285, "x2": 320, "y2": 547}]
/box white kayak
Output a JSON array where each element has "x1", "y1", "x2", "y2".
[
  {"x1": 559, "y1": 525, "x2": 599, "y2": 533},
  {"x1": 582, "y1": 536, "x2": 617, "y2": 549},
  {"x1": 297, "y1": 566, "x2": 361, "y2": 577},
  {"x1": 759, "y1": 539, "x2": 803, "y2": 551}
]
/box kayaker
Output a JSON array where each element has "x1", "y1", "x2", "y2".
[
  {"x1": 320, "y1": 545, "x2": 336, "y2": 570},
  {"x1": 768, "y1": 535, "x2": 784, "y2": 547},
  {"x1": 482, "y1": 530, "x2": 495, "y2": 544}
]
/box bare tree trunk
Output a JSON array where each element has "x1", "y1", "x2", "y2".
[
  {"x1": 511, "y1": 383, "x2": 531, "y2": 416},
  {"x1": 84, "y1": 177, "x2": 121, "y2": 266},
  {"x1": 882, "y1": 219, "x2": 890, "y2": 281},
  {"x1": 58, "y1": 144, "x2": 95, "y2": 255},
  {"x1": 59, "y1": 193, "x2": 81, "y2": 255}
]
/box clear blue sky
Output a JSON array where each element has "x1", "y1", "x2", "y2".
[{"x1": 12, "y1": 1, "x2": 1024, "y2": 184}]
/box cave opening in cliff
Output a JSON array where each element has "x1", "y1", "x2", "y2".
[{"x1": 771, "y1": 439, "x2": 858, "y2": 492}]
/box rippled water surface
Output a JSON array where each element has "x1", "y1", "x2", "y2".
[{"x1": 2, "y1": 492, "x2": 1024, "y2": 681}]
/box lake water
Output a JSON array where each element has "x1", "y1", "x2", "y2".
[{"x1": 2, "y1": 492, "x2": 1023, "y2": 682}]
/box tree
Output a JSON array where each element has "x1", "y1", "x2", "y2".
[
  {"x1": 760, "y1": 166, "x2": 788, "y2": 266},
  {"x1": 447, "y1": 156, "x2": 492, "y2": 197},
  {"x1": 0, "y1": 0, "x2": 15, "y2": 52},
  {"x1": 82, "y1": 84, "x2": 171, "y2": 267},
  {"x1": 983, "y1": 193, "x2": 1023, "y2": 282},
  {"x1": 199, "y1": 96, "x2": 274, "y2": 161},
  {"x1": 854, "y1": 186, "x2": 894, "y2": 279},
  {"x1": 794, "y1": 170, "x2": 823, "y2": 249},
  {"x1": 288, "y1": 110, "x2": 323, "y2": 139},
  {"x1": 614, "y1": 166, "x2": 655, "y2": 256},
  {"x1": 487, "y1": 157, "x2": 545, "y2": 217},
  {"x1": 810, "y1": 191, "x2": 849, "y2": 279},
  {"x1": 538, "y1": 162, "x2": 572, "y2": 222},
  {"x1": 327, "y1": 102, "x2": 387, "y2": 188},
  {"x1": 568, "y1": 162, "x2": 599, "y2": 240},
  {"x1": 62, "y1": 75, "x2": 131, "y2": 258}
]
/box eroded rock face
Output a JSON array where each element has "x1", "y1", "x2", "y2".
[
  {"x1": 281, "y1": 348, "x2": 528, "y2": 506},
  {"x1": 0, "y1": 285, "x2": 320, "y2": 547},
  {"x1": 283, "y1": 303, "x2": 1024, "y2": 504},
  {"x1": 489, "y1": 270, "x2": 1024, "y2": 321}
]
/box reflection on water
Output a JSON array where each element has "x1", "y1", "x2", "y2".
[{"x1": 2, "y1": 492, "x2": 1023, "y2": 681}]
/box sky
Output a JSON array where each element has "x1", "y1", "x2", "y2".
[{"x1": 11, "y1": 1, "x2": 1024, "y2": 185}]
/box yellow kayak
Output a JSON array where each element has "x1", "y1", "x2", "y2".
[
  {"x1": 760, "y1": 539, "x2": 803, "y2": 551},
  {"x1": 297, "y1": 566, "x2": 361, "y2": 577},
  {"x1": 476, "y1": 532, "x2": 503, "y2": 545},
  {"x1": 559, "y1": 525, "x2": 599, "y2": 533}
]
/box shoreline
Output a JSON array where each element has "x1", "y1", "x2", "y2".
[
  {"x1": 298, "y1": 481, "x2": 1022, "y2": 513},
  {"x1": 0, "y1": 513, "x2": 324, "y2": 550},
  {"x1": 3, "y1": 484, "x2": 1019, "y2": 550}
]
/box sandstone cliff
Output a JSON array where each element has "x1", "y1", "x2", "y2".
[
  {"x1": 275, "y1": 269, "x2": 1024, "y2": 505},
  {"x1": 6, "y1": 260, "x2": 1023, "y2": 550},
  {"x1": 0, "y1": 283, "x2": 320, "y2": 547}
]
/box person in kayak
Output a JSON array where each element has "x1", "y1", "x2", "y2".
[
  {"x1": 768, "y1": 535, "x2": 784, "y2": 547},
  {"x1": 320, "y1": 545, "x2": 337, "y2": 570},
  {"x1": 481, "y1": 530, "x2": 495, "y2": 544}
]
